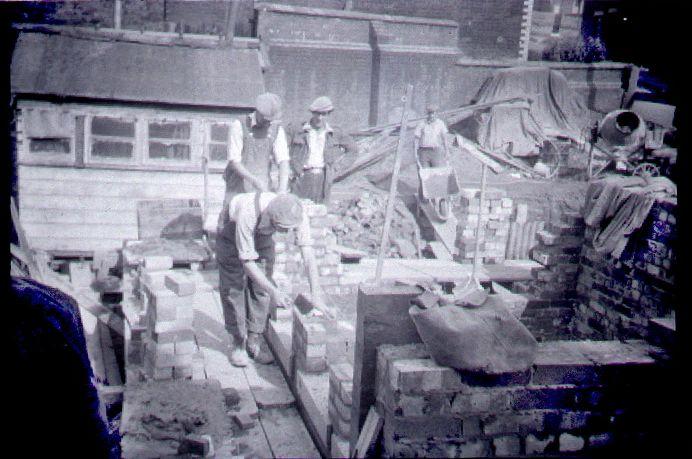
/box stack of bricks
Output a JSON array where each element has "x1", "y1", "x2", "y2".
[
  {"x1": 514, "y1": 211, "x2": 585, "y2": 340},
  {"x1": 328, "y1": 362, "x2": 354, "y2": 458},
  {"x1": 376, "y1": 340, "x2": 663, "y2": 457},
  {"x1": 291, "y1": 307, "x2": 328, "y2": 377},
  {"x1": 574, "y1": 200, "x2": 676, "y2": 340},
  {"x1": 454, "y1": 188, "x2": 513, "y2": 264},
  {"x1": 273, "y1": 201, "x2": 345, "y2": 296},
  {"x1": 133, "y1": 255, "x2": 204, "y2": 381}
]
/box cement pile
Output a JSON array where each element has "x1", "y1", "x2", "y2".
[{"x1": 329, "y1": 191, "x2": 420, "y2": 258}]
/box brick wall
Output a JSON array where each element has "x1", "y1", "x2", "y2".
[
  {"x1": 377, "y1": 340, "x2": 666, "y2": 457},
  {"x1": 573, "y1": 200, "x2": 677, "y2": 340}
]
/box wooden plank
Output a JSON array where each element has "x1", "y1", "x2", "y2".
[
  {"x1": 20, "y1": 208, "x2": 139, "y2": 225},
  {"x1": 98, "y1": 315, "x2": 123, "y2": 387},
  {"x1": 29, "y1": 237, "x2": 125, "y2": 253},
  {"x1": 19, "y1": 164, "x2": 226, "y2": 185},
  {"x1": 259, "y1": 407, "x2": 320, "y2": 459},
  {"x1": 19, "y1": 178, "x2": 225, "y2": 200},
  {"x1": 352, "y1": 407, "x2": 383, "y2": 459},
  {"x1": 22, "y1": 222, "x2": 138, "y2": 240}
]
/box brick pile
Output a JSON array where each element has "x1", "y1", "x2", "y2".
[
  {"x1": 574, "y1": 200, "x2": 677, "y2": 340},
  {"x1": 132, "y1": 256, "x2": 205, "y2": 381},
  {"x1": 273, "y1": 201, "x2": 345, "y2": 296},
  {"x1": 454, "y1": 188, "x2": 513, "y2": 264},
  {"x1": 513, "y1": 211, "x2": 585, "y2": 340},
  {"x1": 329, "y1": 191, "x2": 420, "y2": 259},
  {"x1": 376, "y1": 340, "x2": 663, "y2": 457},
  {"x1": 328, "y1": 362, "x2": 354, "y2": 457}
]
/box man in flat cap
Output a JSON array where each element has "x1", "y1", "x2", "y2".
[
  {"x1": 413, "y1": 103, "x2": 450, "y2": 169},
  {"x1": 217, "y1": 92, "x2": 290, "y2": 234},
  {"x1": 217, "y1": 191, "x2": 327, "y2": 367},
  {"x1": 287, "y1": 96, "x2": 357, "y2": 204}
]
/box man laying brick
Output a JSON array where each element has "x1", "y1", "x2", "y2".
[{"x1": 216, "y1": 191, "x2": 328, "y2": 367}]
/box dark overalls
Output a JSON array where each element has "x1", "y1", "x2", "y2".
[{"x1": 217, "y1": 119, "x2": 279, "y2": 345}]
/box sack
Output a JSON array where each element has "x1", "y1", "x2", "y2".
[{"x1": 409, "y1": 295, "x2": 537, "y2": 373}]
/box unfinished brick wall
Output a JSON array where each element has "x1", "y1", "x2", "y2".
[
  {"x1": 272, "y1": 201, "x2": 347, "y2": 296},
  {"x1": 574, "y1": 200, "x2": 677, "y2": 340},
  {"x1": 376, "y1": 340, "x2": 666, "y2": 457}
]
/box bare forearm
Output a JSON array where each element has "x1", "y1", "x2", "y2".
[
  {"x1": 230, "y1": 161, "x2": 265, "y2": 190},
  {"x1": 243, "y1": 261, "x2": 278, "y2": 296}
]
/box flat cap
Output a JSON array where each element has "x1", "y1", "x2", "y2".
[
  {"x1": 309, "y1": 96, "x2": 334, "y2": 113},
  {"x1": 255, "y1": 92, "x2": 282, "y2": 121},
  {"x1": 265, "y1": 194, "x2": 303, "y2": 229}
]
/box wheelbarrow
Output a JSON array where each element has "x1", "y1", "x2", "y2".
[{"x1": 417, "y1": 165, "x2": 460, "y2": 222}]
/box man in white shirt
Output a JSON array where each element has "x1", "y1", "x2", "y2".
[
  {"x1": 216, "y1": 192, "x2": 326, "y2": 367},
  {"x1": 413, "y1": 103, "x2": 450, "y2": 168},
  {"x1": 218, "y1": 92, "x2": 291, "y2": 233},
  {"x1": 288, "y1": 96, "x2": 357, "y2": 203}
]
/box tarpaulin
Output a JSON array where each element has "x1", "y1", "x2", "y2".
[{"x1": 474, "y1": 67, "x2": 592, "y2": 157}]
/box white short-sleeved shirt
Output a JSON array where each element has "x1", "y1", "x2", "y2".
[
  {"x1": 228, "y1": 192, "x2": 312, "y2": 261},
  {"x1": 228, "y1": 117, "x2": 290, "y2": 164},
  {"x1": 414, "y1": 118, "x2": 448, "y2": 148}
]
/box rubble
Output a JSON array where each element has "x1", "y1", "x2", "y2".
[{"x1": 328, "y1": 191, "x2": 420, "y2": 258}]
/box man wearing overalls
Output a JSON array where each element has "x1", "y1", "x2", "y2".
[
  {"x1": 288, "y1": 96, "x2": 357, "y2": 204},
  {"x1": 217, "y1": 192, "x2": 324, "y2": 367},
  {"x1": 216, "y1": 93, "x2": 296, "y2": 366}
]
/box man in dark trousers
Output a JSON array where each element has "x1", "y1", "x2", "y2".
[
  {"x1": 288, "y1": 96, "x2": 357, "y2": 204},
  {"x1": 216, "y1": 191, "x2": 327, "y2": 367}
]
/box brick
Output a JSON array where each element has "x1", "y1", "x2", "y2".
[
  {"x1": 525, "y1": 433, "x2": 555, "y2": 454},
  {"x1": 457, "y1": 439, "x2": 491, "y2": 458},
  {"x1": 164, "y1": 271, "x2": 196, "y2": 296},
  {"x1": 175, "y1": 340, "x2": 196, "y2": 355},
  {"x1": 142, "y1": 255, "x2": 173, "y2": 271},
  {"x1": 463, "y1": 416, "x2": 482, "y2": 437},
  {"x1": 233, "y1": 413, "x2": 256, "y2": 430},
  {"x1": 178, "y1": 434, "x2": 211, "y2": 456},
  {"x1": 150, "y1": 328, "x2": 195, "y2": 344},
  {"x1": 173, "y1": 365, "x2": 193, "y2": 379},
  {"x1": 547, "y1": 221, "x2": 585, "y2": 236},
  {"x1": 509, "y1": 385, "x2": 578, "y2": 410},
  {"x1": 493, "y1": 434, "x2": 521, "y2": 456},
  {"x1": 294, "y1": 352, "x2": 327, "y2": 373},
  {"x1": 588, "y1": 432, "x2": 614, "y2": 449},
  {"x1": 388, "y1": 358, "x2": 465, "y2": 394},
  {"x1": 328, "y1": 401, "x2": 351, "y2": 437},
  {"x1": 153, "y1": 317, "x2": 194, "y2": 334},
  {"x1": 559, "y1": 432, "x2": 585, "y2": 452}
]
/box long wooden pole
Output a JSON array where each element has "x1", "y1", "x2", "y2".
[
  {"x1": 375, "y1": 85, "x2": 413, "y2": 284},
  {"x1": 471, "y1": 163, "x2": 488, "y2": 282},
  {"x1": 225, "y1": 0, "x2": 240, "y2": 46}
]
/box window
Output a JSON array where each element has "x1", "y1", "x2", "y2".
[
  {"x1": 208, "y1": 123, "x2": 229, "y2": 162},
  {"x1": 90, "y1": 116, "x2": 136, "y2": 160},
  {"x1": 147, "y1": 120, "x2": 191, "y2": 161},
  {"x1": 29, "y1": 138, "x2": 71, "y2": 154}
]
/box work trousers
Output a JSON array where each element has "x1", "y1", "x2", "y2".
[
  {"x1": 418, "y1": 146, "x2": 446, "y2": 168},
  {"x1": 216, "y1": 222, "x2": 275, "y2": 345},
  {"x1": 292, "y1": 169, "x2": 327, "y2": 203}
]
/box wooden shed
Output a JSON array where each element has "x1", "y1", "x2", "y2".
[{"x1": 11, "y1": 29, "x2": 265, "y2": 255}]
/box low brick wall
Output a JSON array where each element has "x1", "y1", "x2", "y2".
[
  {"x1": 574, "y1": 200, "x2": 677, "y2": 340},
  {"x1": 376, "y1": 340, "x2": 665, "y2": 457}
]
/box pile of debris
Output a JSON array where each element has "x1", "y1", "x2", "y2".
[{"x1": 328, "y1": 191, "x2": 420, "y2": 258}]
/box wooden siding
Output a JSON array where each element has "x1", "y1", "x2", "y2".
[{"x1": 18, "y1": 165, "x2": 225, "y2": 253}]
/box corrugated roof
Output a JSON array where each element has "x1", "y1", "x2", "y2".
[{"x1": 11, "y1": 32, "x2": 264, "y2": 108}]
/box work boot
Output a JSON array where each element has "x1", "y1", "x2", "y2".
[
  {"x1": 247, "y1": 332, "x2": 274, "y2": 365},
  {"x1": 229, "y1": 338, "x2": 249, "y2": 367}
]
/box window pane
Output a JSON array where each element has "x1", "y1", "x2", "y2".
[
  {"x1": 149, "y1": 121, "x2": 190, "y2": 139},
  {"x1": 30, "y1": 138, "x2": 70, "y2": 154},
  {"x1": 210, "y1": 124, "x2": 229, "y2": 142},
  {"x1": 149, "y1": 142, "x2": 191, "y2": 160},
  {"x1": 209, "y1": 143, "x2": 228, "y2": 161},
  {"x1": 92, "y1": 140, "x2": 134, "y2": 158},
  {"x1": 92, "y1": 116, "x2": 135, "y2": 137}
]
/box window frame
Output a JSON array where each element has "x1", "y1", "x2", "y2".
[
  {"x1": 144, "y1": 117, "x2": 195, "y2": 166},
  {"x1": 86, "y1": 114, "x2": 139, "y2": 165},
  {"x1": 20, "y1": 108, "x2": 76, "y2": 166},
  {"x1": 206, "y1": 120, "x2": 232, "y2": 166}
]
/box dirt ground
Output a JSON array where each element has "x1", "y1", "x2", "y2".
[{"x1": 120, "y1": 379, "x2": 230, "y2": 458}]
